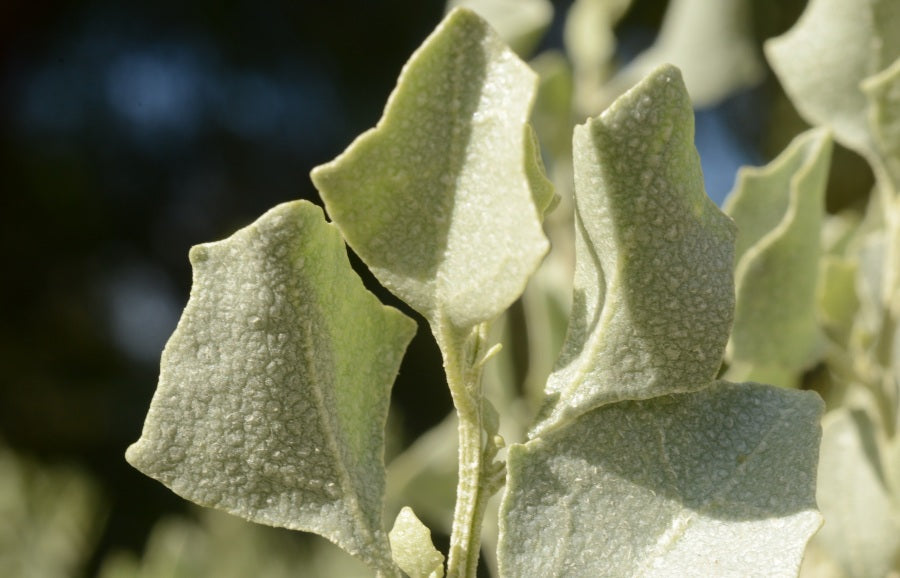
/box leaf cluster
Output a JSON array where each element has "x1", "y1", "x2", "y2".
[{"x1": 125, "y1": 0, "x2": 900, "y2": 576}]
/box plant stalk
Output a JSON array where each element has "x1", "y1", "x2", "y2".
[{"x1": 438, "y1": 322, "x2": 501, "y2": 578}]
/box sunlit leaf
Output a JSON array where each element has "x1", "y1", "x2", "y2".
[
  {"x1": 126, "y1": 201, "x2": 416, "y2": 576},
  {"x1": 389, "y1": 507, "x2": 445, "y2": 578},
  {"x1": 311, "y1": 8, "x2": 550, "y2": 334},
  {"x1": 445, "y1": 0, "x2": 553, "y2": 58},
  {"x1": 500, "y1": 382, "x2": 823, "y2": 577},
  {"x1": 723, "y1": 129, "x2": 832, "y2": 387},
  {"x1": 533, "y1": 64, "x2": 736, "y2": 436}
]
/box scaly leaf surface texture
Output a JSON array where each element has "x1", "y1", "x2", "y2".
[
  {"x1": 502, "y1": 383, "x2": 823, "y2": 577},
  {"x1": 126, "y1": 201, "x2": 416, "y2": 575},
  {"x1": 311, "y1": 8, "x2": 550, "y2": 333},
  {"x1": 500, "y1": 65, "x2": 824, "y2": 577},
  {"x1": 534, "y1": 65, "x2": 735, "y2": 435}
]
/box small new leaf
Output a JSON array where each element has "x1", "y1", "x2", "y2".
[
  {"x1": 311, "y1": 7, "x2": 550, "y2": 334},
  {"x1": 125, "y1": 201, "x2": 416, "y2": 576},
  {"x1": 724, "y1": 129, "x2": 832, "y2": 387},
  {"x1": 500, "y1": 382, "x2": 824, "y2": 577},
  {"x1": 389, "y1": 507, "x2": 445, "y2": 578},
  {"x1": 534, "y1": 64, "x2": 736, "y2": 435}
]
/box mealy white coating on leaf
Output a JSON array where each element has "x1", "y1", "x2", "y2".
[
  {"x1": 723, "y1": 129, "x2": 832, "y2": 387},
  {"x1": 389, "y1": 507, "x2": 445, "y2": 578},
  {"x1": 125, "y1": 201, "x2": 416, "y2": 576},
  {"x1": 310, "y1": 7, "x2": 550, "y2": 333},
  {"x1": 532, "y1": 64, "x2": 736, "y2": 436},
  {"x1": 764, "y1": 0, "x2": 900, "y2": 164},
  {"x1": 500, "y1": 382, "x2": 824, "y2": 577},
  {"x1": 802, "y1": 408, "x2": 900, "y2": 577}
]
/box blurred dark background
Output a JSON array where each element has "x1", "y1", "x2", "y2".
[
  {"x1": 1, "y1": 1, "x2": 455, "y2": 572},
  {"x1": 1, "y1": 0, "x2": 819, "y2": 575}
]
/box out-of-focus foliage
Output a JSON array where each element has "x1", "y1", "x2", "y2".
[
  {"x1": 98, "y1": 509, "x2": 371, "y2": 578},
  {"x1": 724, "y1": 129, "x2": 832, "y2": 387},
  {"x1": 597, "y1": 0, "x2": 764, "y2": 110},
  {"x1": 762, "y1": 0, "x2": 900, "y2": 574},
  {"x1": 0, "y1": 442, "x2": 104, "y2": 578}
]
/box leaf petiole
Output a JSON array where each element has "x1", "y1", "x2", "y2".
[{"x1": 438, "y1": 322, "x2": 505, "y2": 578}]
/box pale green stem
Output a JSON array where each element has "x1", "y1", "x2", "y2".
[{"x1": 437, "y1": 322, "x2": 503, "y2": 578}]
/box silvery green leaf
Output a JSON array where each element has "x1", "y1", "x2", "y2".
[
  {"x1": 534, "y1": 64, "x2": 736, "y2": 436},
  {"x1": 765, "y1": 0, "x2": 900, "y2": 173},
  {"x1": 445, "y1": 0, "x2": 553, "y2": 58},
  {"x1": 801, "y1": 408, "x2": 900, "y2": 577},
  {"x1": 500, "y1": 382, "x2": 824, "y2": 577},
  {"x1": 389, "y1": 507, "x2": 445, "y2": 578},
  {"x1": 601, "y1": 0, "x2": 763, "y2": 108},
  {"x1": 126, "y1": 201, "x2": 416, "y2": 576},
  {"x1": 311, "y1": 8, "x2": 550, "y2": 334},
  {"x1": 723, "y1": 129, "x2": 832, "y2": 387}
]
